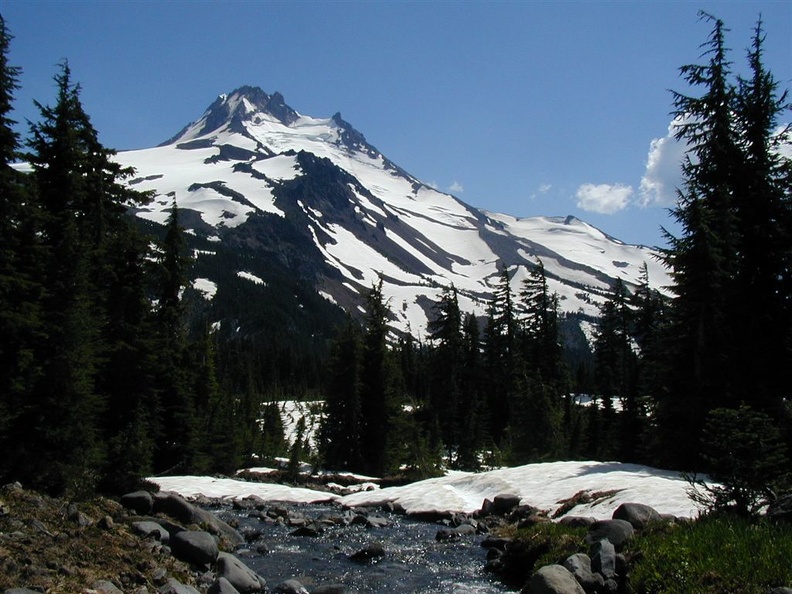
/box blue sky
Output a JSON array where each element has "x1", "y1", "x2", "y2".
[{"x1": 1, "y1": 1, "x2": 790, "y2": 247}]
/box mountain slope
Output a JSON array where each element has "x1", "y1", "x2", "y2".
[{"x1": 119, "y1": 86, "x2": 669, "y2": 335}]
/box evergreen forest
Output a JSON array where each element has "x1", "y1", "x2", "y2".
[{"x1": 0, "y1": 13, "x2": 790, "y2": 507}]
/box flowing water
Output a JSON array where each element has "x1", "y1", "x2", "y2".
[{"x1": 214, "y1": 503, "x2": 512, "y2": 593}]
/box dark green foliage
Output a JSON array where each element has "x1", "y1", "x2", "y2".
[
  {"x1": 320, "y1": 315, "x2": 364, "y2": 470},
  {"x1": 653, "y1": 14, "x2": 792, "y2": 472},
  {"x1": 627, "y1": 515, "x2": 792, "y2": 594},
  {"x1": 687, "y1": 405, "x2": 789, "y2": 517},
  {"x1": 427, "y1": 286, "x2": 463, "y2": 462}
]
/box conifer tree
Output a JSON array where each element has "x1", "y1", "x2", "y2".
[
  {"x1": 320, "y1": 314, "x2": 364, "y2": 470},
  {"x1": 483, "y1": 266, "x2": 517, "y2": 443},
  {"x1": 359, "y1": 277, "x2": 401, "y2": 475},
  {"x1": 654, "y1": 14, "x2": 792, "y2": 470},
  {"x1": 427, "y1": 286, "x2": 463, "y2": 462},
  {"x1": 729, "y1": 19, "x2": 792, "y2": 417},
  {"x1": 594, "y1": 279, "x2": 639, "y2": 460},
  {"x1": 655, "y1": 14, "x2": 743, "y2": 469},
  {"x1": 21, "y1": 62, "x2": 153, "y2": 494},
  {"x1": 0, "y1": 16, "x2": 42, "y2": 484},
  {"x1": 152, "y1": 200, "x2": 198, "y2": 474},
  {"x1": 457, "y1": 312, "x2": 486, "y2": 470}
]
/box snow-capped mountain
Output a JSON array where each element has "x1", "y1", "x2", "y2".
[{"x1": 119, "y1": 86, "x2": 669, "y2": 335}]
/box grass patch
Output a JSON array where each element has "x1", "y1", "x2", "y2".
[
  {"x1": 626, "y1": 514, "x2": 792, "y2": 594},
  {"x1": 495, "y1": 522, "x2": 588, "y2": 587}
]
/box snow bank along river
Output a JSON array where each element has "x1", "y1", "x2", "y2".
[{"x1": 151, "y1": 461, "x2": 702, "y2": 592}]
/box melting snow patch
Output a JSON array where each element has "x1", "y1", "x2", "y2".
[
  {"x1": 237, "y1": 270, "x2": 266, "y2": 285},
  {"x1": 193, "y1": 278, "x2": 217, "y2": 300}
]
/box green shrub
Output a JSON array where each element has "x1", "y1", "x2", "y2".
[{"x1": 627, "y1": 515, "x2": 792, "y2": 594}]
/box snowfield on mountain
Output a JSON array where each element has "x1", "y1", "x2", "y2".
[{"x1": 117, "y1": 86, "x2": 670, "y2": 335}]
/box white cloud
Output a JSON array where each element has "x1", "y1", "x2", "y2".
[
  {"x1": 539, "y1": 183, "x2": 552, "y2": 194},
  {"x1": 576, "y1": 183, "x2": 633, "y2": 214},
  {"x1": 449, "y1": 181, "x2": 464, "y2": 193},
  {"x1": 639, "y1": 118, "x2": 688, "y2": 208}
]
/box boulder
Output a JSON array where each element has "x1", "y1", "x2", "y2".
[
  {"x1": 524, "y1": 564, "x2": 586, "y2": 594},
  {"x1": 768, "y1": 589, "x2": 792, "y2": 594},
  {"x1": 767, "y1": 494, "x2": 792, "y2": 523},
  {"x1": 436, "y1": 524, "x2": 477, "y2": 541},
  {"x1": 273, "y1": 579, "x2": 310, "y2": 594},
  {"x1": 121, "y1": 490, "x2": 154, "y2": 515},
  {"x1": 480, "y1": 536, "x2": 512, "y2": 551},
  {"x1": 364, "y1": 515, "x2": 390, "y2": 529},
  {"x1": 492, "y1": 494, "x2": 521, "y2": 515},
  {"x1": 589, "y1": 539, "x2": 617, "y2": 579},
  {"x1": 612, "y1": 502, "x2": 662, "y2": 529},
  {"x1": 208, "y1": 577, "x2": 241, "y2": 594},
  {"x1": 216, "y1": 551, "x2": 266, "y2": 593},
  {"x1": 171, "y1": 530, "x2": 219, "y2": 566},
  {"x1": 133, "y1": 520, "x2": 171, "y2": 543},
  {"x1": 558, "y1": 516, "x2": 596, "y2": 528},
  {"x1": 158, "y1": 578, "x2": 201, "y2": 594},
  {"x1": 92, "y1": 581, "x2": 124, "y2": 594},
  {"x1": 563, "y1": 553, "x2": 604, "y2": 593},
  {"x1": 153, "y1": 491, "x2": 243, "y2": 545},
  {"x1": 584, "y1": 519, "x2": 634, "y2": 547},
  {"x1": 349, "y1": 542, "x2": 385, "y2": 562},
  {"x1": 290, "y1": 522, "x2": 324, "y2": 537}
]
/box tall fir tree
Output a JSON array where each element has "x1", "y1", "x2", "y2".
[
  {"x1": 728, "y1": 19, "x2": 792, "y2": 417},
  {"x1": 654, "y1": 14, "x2": 791, "y2": 470},
  {"x1": 426, "y1": 286, "x2": 463, "y2": 463},
  {"x1": 358, "y1": 277, "x2": 400, "y2": 476},
  {"x1": 654, "y1": 14, "x2": 743, "y2": 470},
  {"x1": 483, "y1": 265, "x2": 517, "y2": 444},
  {"x1": 320, "y1": 314, "x2": 364, "y2": 471},
  {"x1": 0, "y1": 16, "x2": 44, "y2": 485},
  {"x1": 152, "y1": 199, "x2": 198, "y2": 474},
  {"x1": 22, "y1": 62, "x2": 152, "y2": 495}
]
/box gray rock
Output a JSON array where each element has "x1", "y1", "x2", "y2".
[
  {"x1": 523, "y1": 564, "x2": 586, "y2": 594},
  {"x1": 365, "y1": 515, "x2": 390, "y2": 529},
  {"x1": 153, "y1": 491, "x2": 244, "y2": 546},
  {"x1": 133, "y1": 520, "x2": 171, "y2": 543},
  {"x1": 492, "y1": 494, "x2": 521, "y2": 515},
  {"x1": 5, "y1": 590, "x2": 46, "y2": 594},
  {"x1": 216, "y1": 551, "x2": 266, "y2": 593},
  {"x1": 563, "y1": 553, "x2": 604, "y2": 593},
  {"x1": 158, "y1": 579, "x2": 201, "y2": 594},
  {"x1": 767, "y1": 494, "x2": 792, "y2": 523},
  {"x1": 290, "y1": 522, "x2": 324, "y2": 537},
  {"x1": 349, "y1": 542, "x2": 385, "y2": 562},
  {"x1": 171, "y1": 530, "x2": 219, "y2": 566},
  {"x1": 558, "y1": 516, "x2": 596, "y2": 528},
  {"x1": 121, "y1": 491, "x2": 154, "y2": 515},
  {"x1": 208, "y1": 577, "x2": 241, "y2": 594},
  {"x1": 612, "y1": 502, "x2": 662, "y2": 529},
  {"x1": 768, "y1": 589, "x2": 792, "y2": 594},
  {"x1": 273, "y1": 579, "x2": 310, "y2": 594},
  {"x1": 92, "y1": 580, "x2": 124, "y2": 594},
  {"x1": 436, "y1": 523, "x2": 477, "y2": 541},
  {"x1": 585, "y1": 519, "x2": 634, "y2": 547},
  {"x1": 589, "y1": 538, "x2": 617, "y2": 579}
]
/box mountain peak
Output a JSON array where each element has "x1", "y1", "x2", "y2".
[{"x1": 160, "y1": 86, "x2": 300, "y2": 146}]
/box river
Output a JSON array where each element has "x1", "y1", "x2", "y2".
[{"x1": 213, "y1": 502, "x2": 512, "y2": 593}]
